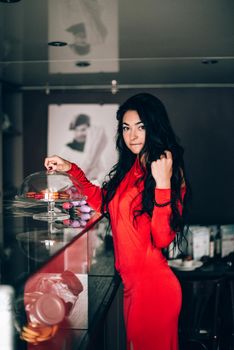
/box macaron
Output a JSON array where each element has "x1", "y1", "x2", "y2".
[
  {"x1": 79, "y1": 205, "x2": 91, "y2": 213},
  {"x1": 26, "y1": 192, "x2": 36, "y2": 198},
  {"x1": 34, "y1": 193, "x2": 44, "y2": 200},
  {"x1": 62, "y1": 202, "x2": 73, "y2": 210},
  {"x1": 80, "y1": 213, "x2": 91, "y2": 221},
  {"x1": 71, "y1": 220, "x2": 81, "y2": 228}
]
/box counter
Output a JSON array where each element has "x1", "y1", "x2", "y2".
[
  {"x1": 0, "y1": 201, "x2": 123, "y2": 350},
  {"x1": 1, "y1": 199, "x2": 233, "y2": 350}
]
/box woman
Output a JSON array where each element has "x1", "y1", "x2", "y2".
[{"x1": 44, "y1": 93, "x2": 188, "y2": 350}]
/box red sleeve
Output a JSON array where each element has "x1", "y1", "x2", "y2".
[
  {"x1": 67, "y1": 163, "x2": 102, "y2": 213},
  {"x1": 150, "y1": 186, "x2": 186, "y2": 248}
]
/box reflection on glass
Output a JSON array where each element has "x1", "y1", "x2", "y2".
[
  {"x1": 16, "y1": 229, "x2": 65, "y2": 261},
  {"x1": 20, "y1": 271, "x2": 86, "y2": 346},
  {"x1": 48, "y1": 0, "x2": 119, "y2": 73}
]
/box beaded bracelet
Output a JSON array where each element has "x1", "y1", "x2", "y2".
[{"x1": 154, "y1": 200, "x2": 171, "y2": 207}]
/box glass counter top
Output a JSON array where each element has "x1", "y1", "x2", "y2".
[{"x1": 0, "y1": 200, "x2": 118, "y2": 350}]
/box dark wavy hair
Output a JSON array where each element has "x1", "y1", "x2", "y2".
[{"x1": 101, "y1": 93, "x2": 190, "y2": 249}]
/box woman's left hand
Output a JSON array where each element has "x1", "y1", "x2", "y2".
[{"x1": 151, "y1": 150, "x2": 173, "y2": 188}]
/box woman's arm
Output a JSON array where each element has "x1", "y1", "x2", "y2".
[
  {"x1": 67, "y1": 163, "x2": 102, "y2": 212},
  {"x1": 150, "y1": 186, "x2": 186, "y2": 248},
  {"x1": 44, "y1": 155, "x2": 102, "y2": 212},
  {"x1": 150, "y1": 150, "x2": 186, "y2": 248}
]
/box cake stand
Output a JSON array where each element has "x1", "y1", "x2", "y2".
[{"x1": 16, "y1": 170, "x2": 86, "y2": 222}]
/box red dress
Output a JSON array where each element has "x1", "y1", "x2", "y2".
[{"x1": 68, "y1": 158, "x2": 185, "y2": 350}]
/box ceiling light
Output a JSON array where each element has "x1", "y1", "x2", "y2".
[
  {"x1": 48, "y1": 41, "x2": 67, "y2": 47},
  {"x1": 75, "y1": 61, "x2": 91, "y2": 67},
  {"x1": 202, "y1": 59, "x2": 218, "y2": 65},
  {"x1": 111, "y1": 80, "x2": 118, "y2": 94},
  {"x1": 45, "y1": 83, "x2": 50, "y2": 95}
]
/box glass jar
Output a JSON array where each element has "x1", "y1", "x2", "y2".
[{"x1": 24, "y1": 292, "x2": 65, "y2": 326}]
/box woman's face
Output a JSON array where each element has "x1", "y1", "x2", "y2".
[{"x1": 122, "y1": 110, "x2": 146, "y2": 155}]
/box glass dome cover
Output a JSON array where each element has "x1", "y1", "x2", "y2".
[
  {"x1": 17, "y1": 170, "x2": 86, "y2": 203},
  {"x1": 16, "y1": 170, "x2": 87, "y2": 222}
]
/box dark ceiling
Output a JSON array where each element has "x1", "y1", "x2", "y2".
[{"x1": 0, "y1": 0, "x2": 234, "y2": 90}]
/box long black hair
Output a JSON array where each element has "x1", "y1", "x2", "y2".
[{"x1": 101, "y1": 93, "x2": 190, "y2": 248}]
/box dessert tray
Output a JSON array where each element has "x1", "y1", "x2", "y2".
[{"x1": 15, "y1": 170, "x2": 87, "y2": 222}]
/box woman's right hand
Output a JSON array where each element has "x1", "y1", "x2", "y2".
[{"x1": 44, "y1": 155, "x2": 72, "y2": 172}]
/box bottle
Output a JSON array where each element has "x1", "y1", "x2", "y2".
[
  {"x1": 0, "y1": 285, "x2": 15, "y2": 350},
  {"x1": 209, "y1": 229, "x2": 215, "y2": 259},
  {"x1": 215, "y1": 225, "x2": 222, "y2": 259}
]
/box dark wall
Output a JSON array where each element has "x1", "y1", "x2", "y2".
[{"x1": 23, "y1": 88, "x2": 234, "y2": 225}]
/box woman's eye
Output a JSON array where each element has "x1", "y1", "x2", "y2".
[
  {"x1": 122, "y1": 126, "x2": 129, "y2": 131},
  {"x1": 139, "y1": 124, "x2": 145, "y2": 130}
]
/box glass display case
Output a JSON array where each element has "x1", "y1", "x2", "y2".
[
  {"x1": 0, "y1": 200, "x2": 119, "y2": 350},
  {"x1": 3, "y1": 195, "x2": 233, "y2": 350}
]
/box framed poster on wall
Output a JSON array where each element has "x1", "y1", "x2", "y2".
[{"x1": 48, "y1": 104, "x2": 118, "y2": 184}]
